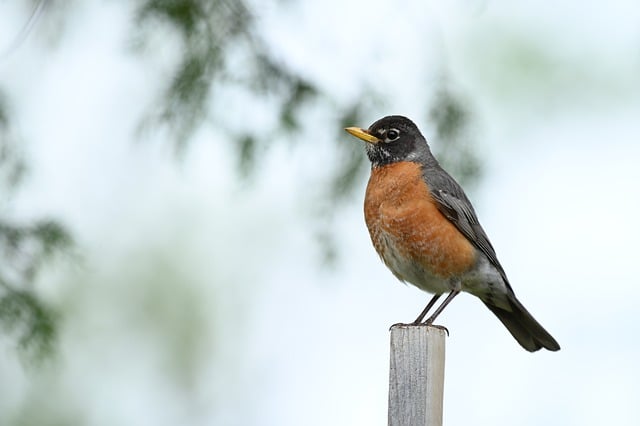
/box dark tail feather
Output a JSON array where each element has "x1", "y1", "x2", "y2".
[{"x1": 484, "y1": 295, "x2": 560, "y2": 352}]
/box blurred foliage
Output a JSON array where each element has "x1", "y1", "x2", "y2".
[
  {"x1": 129, "y1": 0, "x2": 376, "y2": 265},
  {"x1": 313, "y1": 104, "x2": 371, "y2": 266},
  {"x1": 0, "y1": 287, "x2": 57, "y2": 362},
  {"x1": 429, "y1": 87, "x2": 482, "y2": 188},
  {"x1": 131, "y1": 249, "x2": 211, "y2": 391},
  {"x1": 0, "y1": 94, "x2": 26, "y2": 189},
  {"x1": 135, "y1": 1, "x2": 317, "y2": 146},
  {"x1": 131, "y1": 0, "x2": 368, "y2": 195},
  {"x1": 1, "y1": 91, "x2": 71, "y2": 363},
  {"x1": 331, "y1": 105, "x2": 371, "y2": 201},
  {"x1": 130, "y1": 0, "x2": 380, "y2": 202}
]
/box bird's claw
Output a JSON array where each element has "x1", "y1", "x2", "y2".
[
  {"x1": 389, "y1": 322, "x2": 450, "y2": 336},
  {"x1": 423, "y1": 323, "x2": 449, "y2": 336}
]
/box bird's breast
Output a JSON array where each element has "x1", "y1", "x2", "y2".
[{"x1": 364, "y1": 162, "x2": 477, "y2": 289}]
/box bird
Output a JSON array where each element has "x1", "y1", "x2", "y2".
[{"x1": 345, "y1": 115, "x2": 560, "y2": 352}]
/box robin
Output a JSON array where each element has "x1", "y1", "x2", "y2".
[{"x1": 345, "y1": 115, "x2": 560, "y2": 352}]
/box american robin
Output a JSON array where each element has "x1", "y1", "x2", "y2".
[{"x1": 345, "y1": 115, "x2": 560, "y2": 352}]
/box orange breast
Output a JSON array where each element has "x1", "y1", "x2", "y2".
[{"x1": 364, "y1": 162, "x2": 476, "y2": 279}]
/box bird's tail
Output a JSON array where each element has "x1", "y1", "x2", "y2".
[{"x1": 484, "y1": 294, "x2": 560, "y2": 352}]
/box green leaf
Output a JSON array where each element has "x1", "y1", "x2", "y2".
[{"x1": 0, "y1": 288, "x2": 57, "y2": 362}]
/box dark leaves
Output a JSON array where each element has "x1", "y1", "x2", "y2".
[
  {"x1": 0, "y1": 219, "x2": 70, "y2": 362},
  {"x1": 135, "y1": 0, "x2": 257, "y2": 148},
  {"x1": 236, "y1": 134, "x2": 256, "y2": 178},
  {"x1": 1, "y1": 92, "x2": 70, "y2": 362},
  {"x1": 160, "y1": 50, "x2": 219, "y2": 151},
  {"x1": 138, "y1": 0, "x2": 204, "y2": 38},
  {"x1": 0, "y1": 288, "x2": 57, "y2": 363},
  {"x1": 0, "y1": 220, "x2": 71, "y2": 279},
  {"x1": 279, "y1": 80, "x2": 318, "y2": 133},
  {"x1": 134, "y1": 0, "x2": 325, "y2": 165}
]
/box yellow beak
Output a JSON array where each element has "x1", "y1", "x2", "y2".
[{"x1": 345, "y1": 127, "x2": 381, "y2": 144}]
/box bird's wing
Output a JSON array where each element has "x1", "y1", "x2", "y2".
[{"x1": 424, "y1": 166, "x2": 510, "y2": 285}]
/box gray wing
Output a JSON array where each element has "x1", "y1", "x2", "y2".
[
  {"x1": 424, "y1": 166, "x2": 510, "y2": 286},
  {"x1": 424, "y1": 166, "x2": 560, "y2": 351}
]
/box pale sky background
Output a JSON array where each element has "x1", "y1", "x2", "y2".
[{"x1": 1, "y1": 1, "x2": 639, "y2": 425}]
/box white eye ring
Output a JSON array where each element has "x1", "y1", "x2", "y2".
[{"x1": 386, "y1": 128, "x2": 400, "y2": 141}]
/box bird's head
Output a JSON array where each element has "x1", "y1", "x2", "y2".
[{"x1": 345, "y1": 115, "x2": 434, "y2": 168}]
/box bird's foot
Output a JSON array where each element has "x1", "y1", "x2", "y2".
[
  {"x1": 389, "y1": 322, "x2": 417, "y2": 330},
  {"x1": 389, "y1": 322, "x2": 449, "y2": 336},
  {"x1": 422, "y1": 323, "x2": 449, "y2": 336}
]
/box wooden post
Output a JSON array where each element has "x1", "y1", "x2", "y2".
[{"x1": 388, "y1": 325, "x2": 447, "y2": 426}]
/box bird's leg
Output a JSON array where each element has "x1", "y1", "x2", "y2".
[
  {"x1": 389, "y1": 294, "x2": 442, "y2": 329},
  {"x1": 422, "y1": 289, "x2": 461, "y2": 325},
  {"x1": 411, "y1": 294, "x2": 442, "y2": 325}
]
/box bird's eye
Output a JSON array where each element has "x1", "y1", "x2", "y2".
[{"x1": 386, "y1": 129, "x2": 400, "y2": 141}]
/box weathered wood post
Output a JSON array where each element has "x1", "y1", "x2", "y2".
[{"x1": 388, "y1": 325, "x2": 447, "y2": 426}]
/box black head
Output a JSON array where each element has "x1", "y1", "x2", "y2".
[{"x1": 345, "y1": 115, "x2": 435, "y2": 168}]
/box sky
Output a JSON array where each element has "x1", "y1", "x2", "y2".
[{"x1": 1, "y1": 1, "x2": 640, "y2": 425}]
